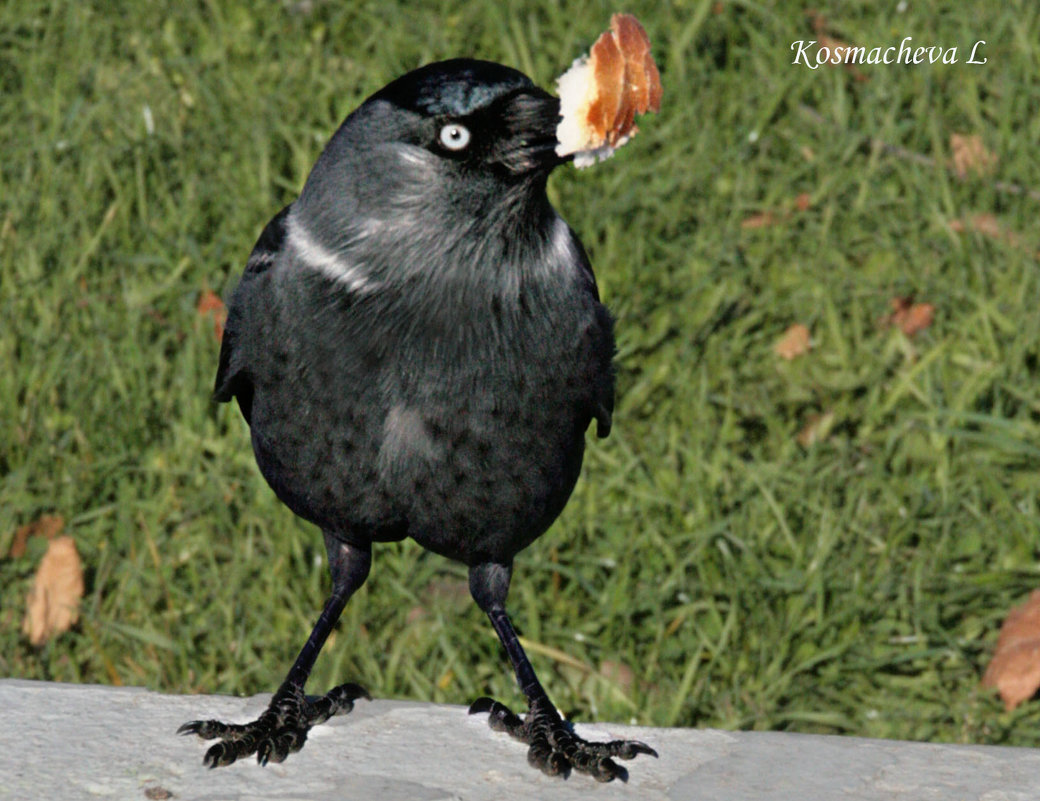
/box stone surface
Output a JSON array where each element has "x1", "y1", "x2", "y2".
[{"x1": 1, "y1": 678, "x2": 1038, "y2": 800}]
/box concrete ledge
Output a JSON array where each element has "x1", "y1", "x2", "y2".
[{"x1": 1, "y1": 679, "x2": 1038, "y2": 800}]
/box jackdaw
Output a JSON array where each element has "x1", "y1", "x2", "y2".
[{"x1": 179, "y1": 58, "x2": 656, "y2": 782}]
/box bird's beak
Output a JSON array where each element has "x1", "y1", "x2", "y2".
[{"x1": 497, "y1": 88, "x2": 565, "y2": 175}]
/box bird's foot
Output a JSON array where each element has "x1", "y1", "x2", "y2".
[
  {"x1": 468, "y1": 695, "x2": 657, "y2": 782},
  {"x1": 179, "y1": 681, "x2": 369, "y2": 767}
]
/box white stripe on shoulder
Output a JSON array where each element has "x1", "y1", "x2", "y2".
[
  {"x1": 286, "y1": 215, "x2": 374, "y2": 293},
  {"x1": 550, "y1": 216, "x2": 578, "y2": 268}
]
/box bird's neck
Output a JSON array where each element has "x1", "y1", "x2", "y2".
[{"x1": 293, "y1": 186, "x2": 571, "y2": 308}]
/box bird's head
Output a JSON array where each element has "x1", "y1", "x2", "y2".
[
  {"x1": 364, "y1": 58, "x2": 563, "y2": 178},
  {"x1": 288, "y1": 59, "x2": 581, "y2": 302},
  {"x1": 295, "y1": 60, "x2": 565, "y2": 248}
]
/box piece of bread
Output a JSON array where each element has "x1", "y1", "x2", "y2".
[{"x1": 556, "y1": 14, "x2": 662, "y2": 167}]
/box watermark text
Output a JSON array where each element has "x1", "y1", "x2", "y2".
[{"x1": 791, "y1": 37, "x2": 986, "y2": 69}]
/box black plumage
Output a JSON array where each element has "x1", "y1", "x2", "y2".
[{"x1": 181, "y1": 58, "x2": 654, "y2": 782}]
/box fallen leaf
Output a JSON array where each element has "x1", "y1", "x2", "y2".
[
  {"x1": 22, "y1": 535, "x2": 85, "y2": 646},
  {"x1": 796, "y1": 410, "x2": 835, "y2": 447},
  {"x1": 742, "y1": 194, "x2": 813, "y2": 229},
  {"x1": 196, "y1": 289, "x2": 227, "y2": 342},
  {"x1": 599, "y1": 660, "x2": 635, "y2": 694},
  {"x1": 9, "y1": 514, "x2": 65, "y2": 559},
  {"x1": 900, "y1": 303, "x2": 934, "y2": 336},
  {"x1": 950, "y1": 214, "x2": 1023, "y2": 250},
  {"x1": 950, "y1": 133, "x2": 997, "y2": 179},
  {"x1": 774, "y1": 323, "x2": 811, "y2": 360},
  {"x1": 741, "y1": 211, "x2": 779, "y2": 229},
  {"x1": 880, "y1": 297, "x2": 934, "y2": 337},
  {"x1": 817, "y1": 34, "x2": 869, "y2": 81},
  {"x1": 807, "y1": 13, "x2": 868, "y2": 81},
  {"x1": 982, "y1": 590, "x2": 1040, "y2": 710}
]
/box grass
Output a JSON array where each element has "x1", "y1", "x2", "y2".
[{"x1": 3, "y1": 0, "x2": 1040, "y2": 748}]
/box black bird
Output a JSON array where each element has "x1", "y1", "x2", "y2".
[{"x1": 180, "y1": 58, "x2": 656, "y2": 782}]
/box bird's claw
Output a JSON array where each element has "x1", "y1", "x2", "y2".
[
  {"x1": 179, "y1": 682, "x2": 368, "y2": 767},
  {"x1": 468, "y1": 696, "x2": 657, "y2": 782}
]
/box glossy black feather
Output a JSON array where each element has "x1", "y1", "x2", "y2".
[
  {"x1": 213, "y1": 203, "x2": 292, "y2": 423},
  {"x1": 214, "y1": 60, "x2": 615, "y2": 563}
]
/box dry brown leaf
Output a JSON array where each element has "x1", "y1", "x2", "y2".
[
  {"x1": 967, "y1": 213, "x2": 1005, "y2": 240},
  {"x1": 774, "y1": 323, "x2": 811, "y2": 360},
  {"x1": 742, "y1": 194, "x2": 812, "y2": 229},
  {"x1": 796, "y1": 410, "x2": 835, "y2": 447},
  {"x1": 817, "y1": 34, "x2": 869, "y2": 81},
  {"x1": 741, "y1": 211, "x2": 778, "y2": 229},
  {"x1": 196, "y1": 289, "x2": 227, "y2": 342},
  {"x1": 880, "y1": 297, "x2": 934, "y2": 337},
  {"x1": 22, "y1": 535, "x2": 85, "y2": 646},
  {"x1": 982, "y1": 590, "x2": 1040, "y2": 710},
  {"x1": 950, "y1": 213, "x2": 1024, "y2": 251},
  {"x1": 599, "y1": 660, "x2": 635, "y2": 694},
  {"x1": 806, "y1": 13, "x2": 868, "y2": 81},
  {"x1": 9, "y1": 514, "x2": 65, "y2": 559},
  {"x1": 950, "y1": 133, "x2": 997, "y2": 179},
  {"x1": 900, "y1": 303, "x2": 934, "y2": 336}
]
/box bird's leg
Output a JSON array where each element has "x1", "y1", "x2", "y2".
[
  {"x1": 179, "y1": 534, "x2": 372, "y2": 767},
  {"x1": 466, "y1": 562, "x2": 657, "y2": 782}
]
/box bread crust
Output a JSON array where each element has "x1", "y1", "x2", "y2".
[{"x1": 556, "y1": 14, "x2": 662, "y2": 165}]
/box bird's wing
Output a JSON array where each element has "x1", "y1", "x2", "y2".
[
  {"x1": 566, "y1": 228, "x2": 616, "y2": 439},
  {"x1": 590, "y1": 299, "x2": 616, "y2": 439},
  {"x1": 213, "y1": 204, "x2": 293, "y2": 423}
]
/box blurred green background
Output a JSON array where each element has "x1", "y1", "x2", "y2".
[{"x1": 3, "y1": 0, "x2": 1040, "y2": 746}]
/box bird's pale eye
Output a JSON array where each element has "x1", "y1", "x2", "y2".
[{"x1": 438, "y1": 123, "x2": 471, "y2": 151}]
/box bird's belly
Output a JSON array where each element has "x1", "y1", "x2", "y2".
[
  {"x1": 389, "y1": 396, "x2": 586, "y2": 565},
  {"x1": 249, "y1": 366, "x2": 587, "y2": 565}
]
